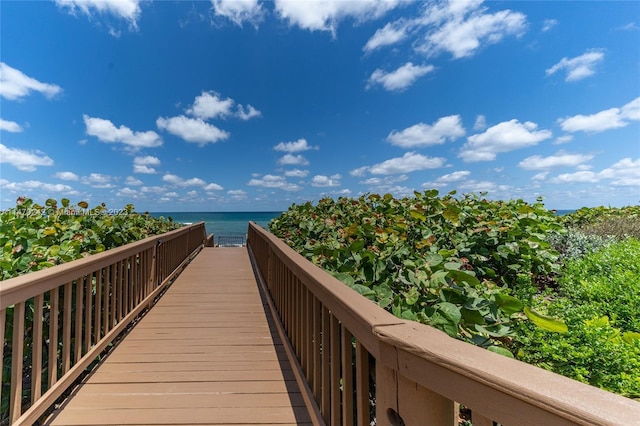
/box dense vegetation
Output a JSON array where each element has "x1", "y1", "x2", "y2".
[
  {"x1": 269, "y1": 192, "x2": 640, "y2": 397},
  {"x1": 1, "y1": 197, "x2": 180, "y2": 281},
  {"x1": 1, "y1": 197, "x2": 181, "y2": 421}
]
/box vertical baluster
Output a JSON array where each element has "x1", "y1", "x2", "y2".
[
  {"x1": 0, "y1": 308, "x2": 5, "y2": 413},
  {"x1": 341, "y1": 326, "x2": 354, "y2": 426},
  {"x1": 74, "y1": 276, "x2": 83, "y2": 363},
  {"x1": 84, "y1": 275, "x2": 92, "y2": 353},
  {"x1": 397, "y1": 375, "x2": 455, "y2": 425},
  {"x1": 32, "y1": 294, "x2": 44, "y2": 403},
  {"x1": 303, "y1": 287, "x2": 311, "y2": 379},
  {"x1": 49, "y1": 288, "x2": 60, "y2": 387},
  {"x1": 321, "y1": 306, "x2": 331, "y2": 424},
  {"x1": 313, "y1": 297, "x2": 322, "y2": 402},
  {"x1": 330, "y1": 314, "x2": 341, "y2": 426},
  {"x1": 62, "y1": 282, "x2": 72, "y2": 374},
  {"x1": 103, "y1": 264, "x2": 111, "y2": 334},
  {"x1": 355, "y1": 341, "x2": 370, "y2": 426},
  {"x1": 94, "y1": 269, "x2": 102, "y2": 342},
  {"x1": 110, "y1": 264, "x2": 117, "y2": 328},
  {"x1": 10, "y1": 302, "x2": 25, "y2": 423}
]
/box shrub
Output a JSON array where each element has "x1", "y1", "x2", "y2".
[
  {"x1": 549, "y1": 229, "x2": 616, "y2": 261},
  {"x1": 514, "y1": 238, "x2": 640, "y2": 397}
]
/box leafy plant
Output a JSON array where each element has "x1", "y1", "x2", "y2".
[
  {"x1": 514, "y1": 238, "x2": 640, "y2": 397},
  {"x1": 269, "y1": 192, "x2": 566, "y2": 350}
]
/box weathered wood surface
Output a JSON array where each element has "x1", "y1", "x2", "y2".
[{"x1": 45, "y1": 247, "x2": 312, "y2": 425}]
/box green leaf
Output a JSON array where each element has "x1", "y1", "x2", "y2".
[
  {"x1": 447, "y1": 269, "x2": 480, "y2": 286},
  {"x1": 332, "y1": 272, "x2": 355, "y2": 287},
  {"x1": 443, "y1": 208, "x2": 460, "y2": 224},
  {"x1": 409, "y1": 210, "x2": 426, "y2": 221},
  {"x1": 349, "y1": 240, "x2": 364, "y2": 252},
  {"x1": 77, "y1": 201, "x2": 89, "y2": 209},
  {"x1": 622, "y1": 331, "x2": 640, "y2": 344},
  {"x1": 495, "y1": 294, "x2": 523, "y2": 315},
  {"x1": 61, "y1": 198, "x2": 70, "y2": 208},
  {"x1": 488, "y1": 346, "x2": 514, "y2": 358},
  {"x1": 524, "y1": 306, "x2": 568, "y2": 333},
  {"x1": 437, "y1": 302, "x2": 461, "y2": 324},
  {"x1": 352, "y1": 284, "x2": 376, "y2": 299}
]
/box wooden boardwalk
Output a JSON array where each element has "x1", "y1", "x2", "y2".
[{"x1": 45, "y1": 247, "x2": 312, "y2": 425}]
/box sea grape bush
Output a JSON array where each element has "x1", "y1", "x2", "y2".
[
  {"x1": 269, "y1": 191, "x2": 566, "y2": 352},
  {"x1": 0, "y1": 197, "x2": 180, "y2": 280}
]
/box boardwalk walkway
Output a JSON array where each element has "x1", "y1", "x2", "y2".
[{"x1": 45, "y1": 247, "x2": 312, "y2": 425}]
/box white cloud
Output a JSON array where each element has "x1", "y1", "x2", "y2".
[
  {"x1": 460, "y1": 119, "x2": 552, "y2": 162},
  {"x1": 0, "y1": 63, "x2": 62, "y2": 101},
  {"x1": 598, "y1": 158, "x2": 640, "y2": 186},
  {"x1": 156, "y1": 115, "x2": 229, "y2": 146},
  {"x1": 227, "y1": 189, "x2": 247, "y2": 200},
  {"x1": 84, "y1": 115, "x2": 162, "y2": 151},
  {"x1": 54, "y1": 171, "x2": 79, "y2": 181},
  {"x1": 473, "y1": 115, "x2": 486, "y2": 131},
  {"x1": 0, "y1": 143, "x2": 54, "y2": 171},
  {"x1": 284, "y1": 169, "x2": 309, "y2": 178},
  {"x1": 125, "y1": 176, "x2": 143, "y2": 186},
  {"x1": 422, "y1": 170, "x2": 471, "y2": 188},
  {"x1": 133, "y1": 156, "x2": 160, "y2": 174},
  {"x1": 532, "y1": 172, "x2": 548, "y2": 181},
  {"x1": 54, "y1": 0, "x2": 142, "y2": 25},
  {"x1": 458, "y1": 180, "x2": 511, "y2": 194},
  {"x1": 387, "y1": 115, "x2": 464, "y2": 148},
  {"x1": 367, "y1": 62, "x2": 434, "y2": 92},
  {"x1": 211, "y1": 0, "x2": 264, "y2": 27},
  {"x1": 358, "y1": 152, "x2": 447, "y2": 175},
  {"x1": 415, "y1": 1, "x2": 527, "y2": 59},
  {"x1": 549, "y1": 171, "x2": 599, "y2": 184},
  {"x1": 542, "y1": 19, "x2": 557, "y2": 32},
  {"x1": 1, "y1": 179, "x2": 76, "y2": 194},
  {"x1": 546, "y1": 49, "x2": 604, "y2": 82},
  {"x1": 363, "y1": 19, "x2": 410, "y2": 52},
  {"x1": 162, "y1": 173, "x2": 206, "y2": 187},
  {"x1": 311, "y1": 174, "x2": 342, "y2": 187},
  {"x1": 554, "y1": 135, "x2": 573, "y2": 144},
  {"x1": 274, "y1": 138, "x2": 318, "y2": 152},
  {"x1": 277, "y1": 154, "x2": 310, "y2": 166},
  {"x1": 141, "y1": 186, "x2": 165, "y2": 194},
  {"x1": 236, "y1": 104, "x2": 262, "y2": 120},
  {"x1": 359, "y1": 175, "x2": 409, "y2": 188},
  {"x1": 274, "y1": 0, "x2": 400, "y2": 35},
  {"x1": 81, "y1": 173, "x2": 114, "y2": 188},
  {"x1": 518, "y1": 152, "x2": 593, "y2": 170},
  {"x1": 558, "y1": 97, "x2": 640, "y2": 133},
  {"x1": 185, "y1": 91, "x2": 261, "y2": 121},
  {"x1": 248, "y1": 174, "x2": 302, "y2": 191},
  {"x1": 117, "y1": 187, "x2": 140, "y2": 197},
  {"x1": 0, "y1": 119, "x2": 22, "y2": 132},
  {"x1": 204, "y1": 183, "x2": 224, "y2": 191},
  {"x1": 350, "y1": 166, "x2": 369, "y2": 177},
  {"x1": 187, "y1": 91, "x2": 235, "y2": 120}
]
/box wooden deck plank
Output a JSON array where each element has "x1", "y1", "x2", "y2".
[{"x1": 46, "y1": 247, "x2": 311, "y2": 426}]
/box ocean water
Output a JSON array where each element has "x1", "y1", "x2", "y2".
[{"x1": 150, "y1": 211, "x2": 284, "y2": 238}]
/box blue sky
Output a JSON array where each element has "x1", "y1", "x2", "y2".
[{"x1": 1, "y1": 0, "x2": 639, "y2": 212}]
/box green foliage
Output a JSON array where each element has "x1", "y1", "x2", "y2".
[
  {"x1": 549, "y1": 229, "x2": 616, "y2": 261},
  {"x1": 269, "y1": 192, "x2": 565, "y2": 349},
  {"x1": 0, "y1": 197, "x2": 180, "y2": 280},
  {"x1": 515, "y1": 239, "x2": 640, "y2": 397}
]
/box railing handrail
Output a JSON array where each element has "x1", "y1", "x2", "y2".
[
  {"x1": 247, "y1": 221, "x2": 639, "y2": 426},
  {"x1": 1, "y1": 222, "x2": 207, "y2": 425},
  {"x1": 0, "y1": 224, "x2": 200, "y2": 310}
]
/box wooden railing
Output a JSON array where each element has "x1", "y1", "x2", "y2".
[
  {"x1": 247, "y1": 222, "x2": 639, "y2": 426},
  {"x1": 0, "y1": 222, "x2": 207, "y2": 425}
]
